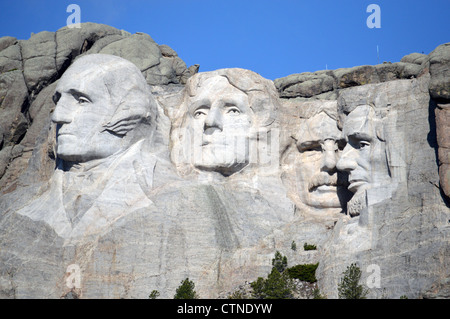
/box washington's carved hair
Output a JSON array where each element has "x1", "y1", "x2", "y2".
[{"x1": 65, "y1": 54, "x2": 158, "y2": 137}]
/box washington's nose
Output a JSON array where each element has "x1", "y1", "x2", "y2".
[
  {"x1": 51, "y1": 101, "x2": 72, "y2": 124},
  {"x1": 203, "y1": 106, "x2": 223, "y2": 133},
  {"x1": 336, "y1": 144, "x2": 358, "y2": 172},
  {"x1": 321, "y1": 140, "x2": 338, "y2": 172}
]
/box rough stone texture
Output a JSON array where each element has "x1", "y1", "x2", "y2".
[
  {"x1": 401, "y1": 52, "x2": 428, "y2": 65},
  {"x1": 436, "y1": 103, "x2": 450, "y2": 199},
  {"x1": 429, "y1": 43, "x2": 450, "y2": 199},
  {"x1": 274, "y1": 61, "x2": 425, "y2": 100},
  {"x1": 0, "y1": 25, "x2": 449, "y2": 300},
  {"x1": 429, "y1": 43, "x2": 450, "y2": 102}
]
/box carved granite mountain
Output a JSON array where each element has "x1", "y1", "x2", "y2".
[{"x1": 0, "y1": 23, "x2": 449, "y2": 299}]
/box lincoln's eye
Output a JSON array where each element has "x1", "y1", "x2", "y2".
[{"x1": 359, "y1": 141, "x2": 370, "y2": 149}]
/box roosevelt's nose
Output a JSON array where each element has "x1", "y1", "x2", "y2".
[
  {"x1": 321, "y1": 139, "x2": 338, "y2": 173},
  {"x1": 203, "y1": 105, "x2": 223, "y2": 133},
  {"x1": 336, "y1": 143, "x2": 358, "y2": 172}
]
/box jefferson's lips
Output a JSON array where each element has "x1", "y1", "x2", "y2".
[{"x1": 201, "y1": 141, "x2": 229, "y2": 147}]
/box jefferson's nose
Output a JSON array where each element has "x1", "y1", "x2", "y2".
[
  {"x1": 203, "y1": 105, "x2": 223, "y2": 133},
  {"x1": 336, "y1": 143, "x2": 358, "y2": 172},
  {"x1": 321, "y1": 139, "x2": 338, "y2": 172}
]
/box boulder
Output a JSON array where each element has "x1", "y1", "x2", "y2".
[{"x1": 429, "y1": 43, "x2": 450, "y2": 101}]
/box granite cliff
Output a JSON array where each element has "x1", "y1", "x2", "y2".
[{"x1": 0, "y1": 23, "x2": 448, "y2": 299}]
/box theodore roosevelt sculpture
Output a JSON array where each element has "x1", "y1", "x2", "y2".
[
  {"x1": 294, "y1": 102, "x2": 351, "y2": 211},
  {"x1": 170, "y1": 68, "x2": 280, "y2": 177},
  {"x1": 17, "y1": 54, "x2": 159, "y2": 239}
]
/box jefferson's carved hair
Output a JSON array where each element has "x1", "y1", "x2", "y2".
[{"x1": 183, "y1": 68, "x2": 280, "y2": 128}]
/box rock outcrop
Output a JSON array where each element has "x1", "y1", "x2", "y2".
[{"x1": 0, "y1": 23, "x2": 449, "y2": 299}]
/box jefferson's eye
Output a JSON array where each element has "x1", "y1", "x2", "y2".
[
  {"x1": 337, "y1": 140, "x2": 346, "y2": 151},
  {"x1": 226, "y1": 107, "x2": 241, "y2": 115}
]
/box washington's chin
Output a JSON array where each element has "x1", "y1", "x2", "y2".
[
  {"x1": 56, "y1": 148, "x2": 113, "y2": 163},
  {"x1": 56, "y1": 152, "x2": 86, "y2": 163}
]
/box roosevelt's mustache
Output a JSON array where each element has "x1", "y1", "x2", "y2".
[{"x1": 308, "y1": 172, "x2": 348, "y2": 192}]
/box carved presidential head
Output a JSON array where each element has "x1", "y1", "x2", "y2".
[
  {"x1": 51, "y1": 54, "x2": 157, "y2": 164},
  {"x1": 294, "y1": 101, "x2": 350, "y2": 210},
  {"x1": 336, "y1": 89, "x2": 392, "y2": 217},
  {"x1": 171, "y1": 68, "x2": 279, "y2": 177}
]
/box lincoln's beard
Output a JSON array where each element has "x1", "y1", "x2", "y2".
[{"x1": 347, "y1": 190, "x2": 367, "y2": 217}]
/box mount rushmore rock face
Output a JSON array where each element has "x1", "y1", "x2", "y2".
[{"x1": 0, "y1": 23, "x2": 449, "y2": 299}]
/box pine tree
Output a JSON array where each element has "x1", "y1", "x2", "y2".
[
  {"x1": 174, "y1": 278, "x2": 198, "y2": 299},
  {"x1": 272, "y1": 251, "x2": 288, "y2": 273},
  {"x1": 251, "y1": 251, "x2": 294, "y2": 299},
  {"x1": 149, "y1": 290, "x2": 160, "y2": 299},
  {"x1": 337, "y1": 263, "x2": 369, "y2": 299},
  {"x1": 263, "y1": 268, "x2": 294, "y2": 299}
]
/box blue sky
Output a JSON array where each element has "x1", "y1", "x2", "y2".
[{"x1": 0, "y1": 0, "x2": 449, "y2": 80}]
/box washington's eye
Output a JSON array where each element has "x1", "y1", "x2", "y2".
[{"x1": 77, "y1": 96, "x2": 90, "y2": 105}]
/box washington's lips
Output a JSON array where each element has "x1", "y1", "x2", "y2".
[{"x1": 57, "y1": 132, "x2": 74, "y2": 138}]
